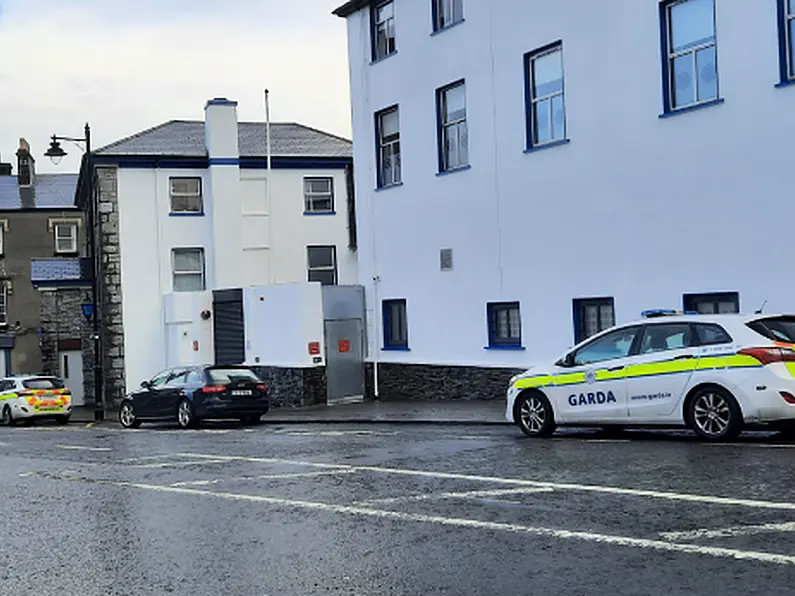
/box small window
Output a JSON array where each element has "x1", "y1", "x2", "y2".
[
  {"x1": 147, "y1": 369, "x2": 172, "y2": 388},
  {"x1": 172, "y1": 248, "x2": 205, "y2": 292},
  {"x1": 747, "y1": 316, "x2": 795, "y2": 344},
  {"x1": 207, "y1": 367, "x2": 260, "y2": 384},
  {"x1": 307, "y1": 245, "x2": 337, "y2": 286},
  {"x1": 573, "y1": 297, "x2": 615, "y2": 344},
  {"x1": 694, "y1": 323, "x2": 733, "y2": 345},
  {"x1": 0, "y1": 283, "x2": 7, "y2": 326},
  {"x1": 185, "y1": 369, "x2": 203, "y2": 384},
  {"x1": 372, "y1": 0, "x2": 396, "y2": 61},
  {"x1": 23, "y1": 377, "x2": 65, "y2": 390},
  {"x1": 572, "y1": 326, "x2": 641, "y2": 366},
  {"x1": 661, "y1": 0, "x2": 719, "y2": 112},
  {"x1": 437, "y1": 80, "x2": 468, "y2": 172},
  {"x1": 304, "y1": 177, "x2": 335, "y2": 213},
  {"x1": 0, "y1": 226, "x2": 5, "y2": 256},
  {"x1": 487, "y1": 302, "x2": 522, "y2": 348},
  {"x1": 376, "y1": 106, "x2": 401, "y2": 187},
  {"x1": 639, "y1": 323, "x2": 693, "y2": 354},
  {"x1": 781, "y1": 0, "x2": 795, "y2": 82},
  {"x1": 383, "y1": 299, "x2": 408, "y2": 349},
  {"x1": 433, "y1": 0, "x2": 463, "y2": 31},
  {"x1": 683, "y1": 292, "x2": 739, "y2": 314},
  {"x1": 525, "y1": 42, "x2": 566, "y2": 148},
  {"x1": 54, "y1": 223, "x2": 78, "y2": 254},
  {"x1": 170, "y1": 177, "x2": 203, "y2": 214}
]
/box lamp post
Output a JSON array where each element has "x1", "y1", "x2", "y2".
[{"x1": 45, "y1": 124, "x2": 104, "y2": 421}]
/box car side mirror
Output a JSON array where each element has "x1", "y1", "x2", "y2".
[{"x1": 140, "y1": 380, "x2": 151, "y2": 389}]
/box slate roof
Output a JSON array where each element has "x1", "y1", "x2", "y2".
[
  {"x1": 0, "y1": 174, "x2": 79, "y2": 210},
  {"x1": 332, "y1": 0, "x2": 370, "y2": 17},
  {"x1": 95, "y1": 121, "x2": 352, "y2": 159},
  {"x1": 30, "y1": 258, "x2": 92, "y2": 285}
]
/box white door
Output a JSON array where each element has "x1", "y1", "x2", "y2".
[
  {"x1": 60, "y1": 350, "x2": 85, "y2": 406},
  {"x1": 0, "y1": 351, "x2": 7, "y2": 378}
]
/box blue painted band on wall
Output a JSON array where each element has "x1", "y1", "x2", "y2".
[
  {"x1": 205, "y1": 98, "x2": 238, "y2": 107},
  {"x1": 484, "y1": 345, "x2": 527, "y2": 351},
  {"x1": 303, "y1": 211, "x2": 336, "y2": 216},
  {"x1": 208, "y1": 157, "x2": 240, "y2": 166},
  {"x1": 169, "y1": 212, "x2": 205, "y2": 217},
  {"x1": 94, "y1": 155, "x2": 352, "y2": 170}
]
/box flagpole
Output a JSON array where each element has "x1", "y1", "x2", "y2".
[{"x1": 265, "y1": 89, "x2": 274, "y2": 284}]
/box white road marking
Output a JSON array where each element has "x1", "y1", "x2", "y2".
[
  {"x1": 0, "y1": 441, "x2": 9, "y2": 447},
  {"x1": 55, "y1": 444, "x2": 112, "y2": 452},
  {"x1": 585, "y1": 439, "x2": 631, "y2": 443},
  {"x1": 170, "y1": 469, "x2": 356, "y2": 487},
  {"x1": 131, "y1": 458, "x2": 230, "y2": 469},
  {"x1": 661, "y1": 522, "x2": 795, "y2": 541},
  {"x1": 172, "y1": 452, "x2": 795, "y2": 512},
  {"x1": 32, "y1": 473, "x2": 795, "y2": 566},
  {"x1": 118, "y1": 455, "x2": 176, "y2": 463},
  {"x1": 357, "y1": 487, "x2": 553, "y2": 505}
]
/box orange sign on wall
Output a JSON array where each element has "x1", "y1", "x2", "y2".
[
  {"x1": 338, "y1": 339, "x2": 350, "y2": 353},
  {"x1": 308, "y1": 342, "x2": 321, "y2": 355}
]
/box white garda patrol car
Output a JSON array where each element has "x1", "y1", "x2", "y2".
[
  {"x1": 506, "y1": 310, "x2": 795, "y2": 441},
  {"x1": 0, "y1": 375, "x2": 72, "y2": 426}
]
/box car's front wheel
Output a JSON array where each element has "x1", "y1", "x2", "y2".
[
  {"x1": 119, "y1": 401, "x2": 142, "y2": 429},
  {"x1": 515, "y1": 391, "x2": 556, "y2": 438},
  {"x1": 686, "y1": 386, "x2": 743, "y2": 441}
]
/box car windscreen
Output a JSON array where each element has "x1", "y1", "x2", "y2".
[
  {"x1": 206, "y1": 368, "x2": 260, "y2": 384},
  {"x1": 22, "y1": 378, "x2": 65, "y2": 390},
  {"x1": 746, "y1": 316, "x2": 795, "y2": 343}
]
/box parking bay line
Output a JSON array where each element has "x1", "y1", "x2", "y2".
[
  {"x1": 170, "y1": 469, "x2": 357, "y2": 487},
  {"x1": 55, "y1": 445, "x2": 112, "y2": 452},
  {"x1": 29, "y1": 472, "x2": 795, "y2": 567},
  {"x1": 356, "y1": 487, "x2": 553, "y2": 506},
  {"x1": 174, "y1": 452, "x2": 795, "y2": 513},
  {"x1": 661, "y1": 522, "x2": 795, "y2": 541}
]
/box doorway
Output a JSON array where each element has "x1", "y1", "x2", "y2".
[{"x1": 60, "y1": 350, "x2": 85, "y2": 406}]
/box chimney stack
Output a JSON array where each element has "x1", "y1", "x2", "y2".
[{"x1": 16, "y1": 138, "x2": 34, "y2": 187}]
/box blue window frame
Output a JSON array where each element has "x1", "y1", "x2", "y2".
[
  {"x1": 432, "y1": 0, "x2": 463, "y2": 32},
  {"x1": 371, "y1": 1, "x2": 396, "y2": 62},
  {"x1": 683, "y1": 292, "x2": 739, "y2": 314},
  {"x1": 487, "y1": 302, "x2": 522, "y2": 348},
  {"x1": 383, "y1": 299, "x2": 408, "y2": 349},
  {"x1": 778, "y1": 0, "x2": 795, "y2": 84},
  {"x1": 436, "y1": 80, "x2": 469, "y2": 173},
  {"x1": 573, "y1": 297, "x2": 616, "y2": 345},
  {"x1": 524, "y1": 41, "x2": 567, "y2": 150},
  {"x1": 374, "y1": 105, "x2": 401, "y2": 188},
  {"x1": 659, "y1": 0, "x2": 720, "y2": 114}
]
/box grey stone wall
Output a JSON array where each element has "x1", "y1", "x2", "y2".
[
  {"x1": 39, "y1": 289, "x2": 95, "y2": 395},
  {"x1": 365, "y1": 362, "x2": 523, "y2": 401},
  {"x1": 250, "y1": 365, "x2": 327, "y2": 408},
  {"x1": 96, "y1": 167, "x2": 126, "y2": 408}
]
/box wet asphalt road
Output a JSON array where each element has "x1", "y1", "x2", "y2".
[{"x1": 2, "y1": 421, "x2": 795, "y2": 595}]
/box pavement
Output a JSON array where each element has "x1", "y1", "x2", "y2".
[
  {"x1": 68, "y1": 399, "x2": 510, "y2": 426},
  {"x1": 2, "y1": 421, "x2": 795, "y2": 594}
]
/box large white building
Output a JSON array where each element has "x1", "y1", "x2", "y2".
[
  {"x1": 79, "y1": 98, "x2": 357, "y2": 400},
  {"x1": 333, "y1": 0, "x2": 795, "y2": 400}
]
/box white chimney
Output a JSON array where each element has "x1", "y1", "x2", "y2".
[{"x1": 204, "y1": 98, "x2": 240, "y2": 159}]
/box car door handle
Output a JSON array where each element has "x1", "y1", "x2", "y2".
[
  {"x1": 607, "y1": 365, "x2": 624, "y2": 372},
  {"x1": 673, "y1": 354, "x2": 694, "y2": 360}
]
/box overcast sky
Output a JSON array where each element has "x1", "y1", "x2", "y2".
[{"x1": 0, "y1": 0, "x2": 351, "y2": 174}]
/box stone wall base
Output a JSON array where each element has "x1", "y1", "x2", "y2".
[
  {"x1": 364, "y1": 362, "x2": 523, "y2": 401},
  {"x1": 251, "y1": 365, "x2": 327, "y2": 408}
]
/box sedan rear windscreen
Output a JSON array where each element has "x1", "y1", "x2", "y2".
[
  {"x1": 23, "y1": 378, "x2": 65, "y2": 390},
  {"x1": 206, "y1": 368, "x2": 260, "y2": 384},
  {"x1": 747, "y1": 316, "x2": 795, "y2": 343}
]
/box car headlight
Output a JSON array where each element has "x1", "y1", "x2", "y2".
[{"x1": 509, "y1": 374, "x2": 520, "y2": 386}]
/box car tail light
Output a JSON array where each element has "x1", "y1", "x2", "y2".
[
  {"x1": 737, "y1": 347, "x2": 795, "y2": 365},
  {"x1": 256, "y1": 384, "x2": 267, "y2": 392},
  {"x1": 202, "y1": 385, "x2": 227, "y2": 394},
  {"x1": 780, "y1": 392, "x2": 795, "y2": 404}
]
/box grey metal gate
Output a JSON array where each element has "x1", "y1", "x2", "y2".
[
  {"x1": 213, "y1": 289, "x2": 245, "y2": 364},
  {"x1": 324, "y1": 318, "x2": 364, "y2": 403}
]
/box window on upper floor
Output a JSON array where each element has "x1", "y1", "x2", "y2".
[
  {"x1": 54, "y1": 223, "x2": 78, "y2": 254},
  {"x1": 170, "y1": 177, "x2": 203, "y2": 214},
  {"x1": 433, "y1": 0, "x2": 463, "y2": 32},
  {"x1": 525, "y1": 42, "x2": 566, "y2": 149},
  {"x1": 172, "y1": 248, "x2": 205, "y2": 292},
  {"x1": 307, "y1": 245, "x2": 338, "y2": 286},
  {"x1": 487, "y1": 302, "x2": 522, "y2": 349},
  {"x1": 780, "y1": 0, "x2": 795, "y2": 83},
  {"x1": 661, "y1": 0, "x2": 719, "y2": 113},
  {"x1": 383, "y1": 299, "x2": 408, "y2": 349},
  {"x1": 371, "y1": 0, "x2": 396, "y2": 61},
  {"x1": 0, "y1": 282, "x2": 8, "y2": 326},
  {"x1": 683, "y1": 292, "x2": 739, "y2": 314},
  {"x1": 437, "y1": 80, "x2": 469, "y2": 172},
  {"x1": 0, "y1": 225, "x2": 5, "y2": 257},
  {"x1": 375, "y1": 106, "x2": 401, "y2": 188},
  {"x1": 573, "y1": 297, "x2": 616, "y2": 345},
  {"x1": 304, "y1": 177, "x2": 335, "y2": 214}
]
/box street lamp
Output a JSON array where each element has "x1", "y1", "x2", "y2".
[{"x1": 46, "y1": 124, "x2": 104, "y2": 422}]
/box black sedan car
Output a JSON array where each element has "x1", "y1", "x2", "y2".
[{"x1": 119, "y1": 364, "x2": 269, "y2": 429}]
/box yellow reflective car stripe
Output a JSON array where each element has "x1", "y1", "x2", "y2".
[{"x1": 786, "y1": 362, "x2": 795, "y2": 378}]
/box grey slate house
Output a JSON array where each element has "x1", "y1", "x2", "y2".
[{"x1": 0, "y1": 139, "x2": 88, "y2": 402}]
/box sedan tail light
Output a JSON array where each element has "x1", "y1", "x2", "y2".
[
  {"x1": 202, "y1": 385, "x2": 227, "y2": 394},
  {"x1": 256, "y1": 383, "x2": 268, "y2": 392},
  {"x1": 737, "y1": 347, "x2": 795, "y2": 365}
]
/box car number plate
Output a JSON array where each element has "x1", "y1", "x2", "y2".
[{"x1": 232, "y1": 390, "x2": 252, "y2": 396}]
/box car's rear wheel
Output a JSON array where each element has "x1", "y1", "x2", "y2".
[
  {"x1": 176, "y1": 398, "x2": 197, "y2": 429},
  {"x1": 240, "y1": 415, "x2": 262, "y2": 425},
  {"x1": 119, "y1": 401, "x2": 142, "y2": 429},
  {"x1": 54, "y1": 416, "x2": 69, "y2": 425},
  {"x1": 515, "y1": 391, "x2": 556, "y2": 437},
  {"x1": 686, "y1": 386, "x2": 743, "y2": 441},
  {"x1": 2, "y1": 405, "x2": 15, "y2": 427}
]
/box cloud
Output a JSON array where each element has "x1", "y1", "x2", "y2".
[{"x1": 0, "y1": 0, "x2": 351, "y2": 174}]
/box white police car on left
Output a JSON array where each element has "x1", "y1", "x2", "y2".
[{"x1": 0, "y1": 375, "x2": 72, "y2": 426}]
